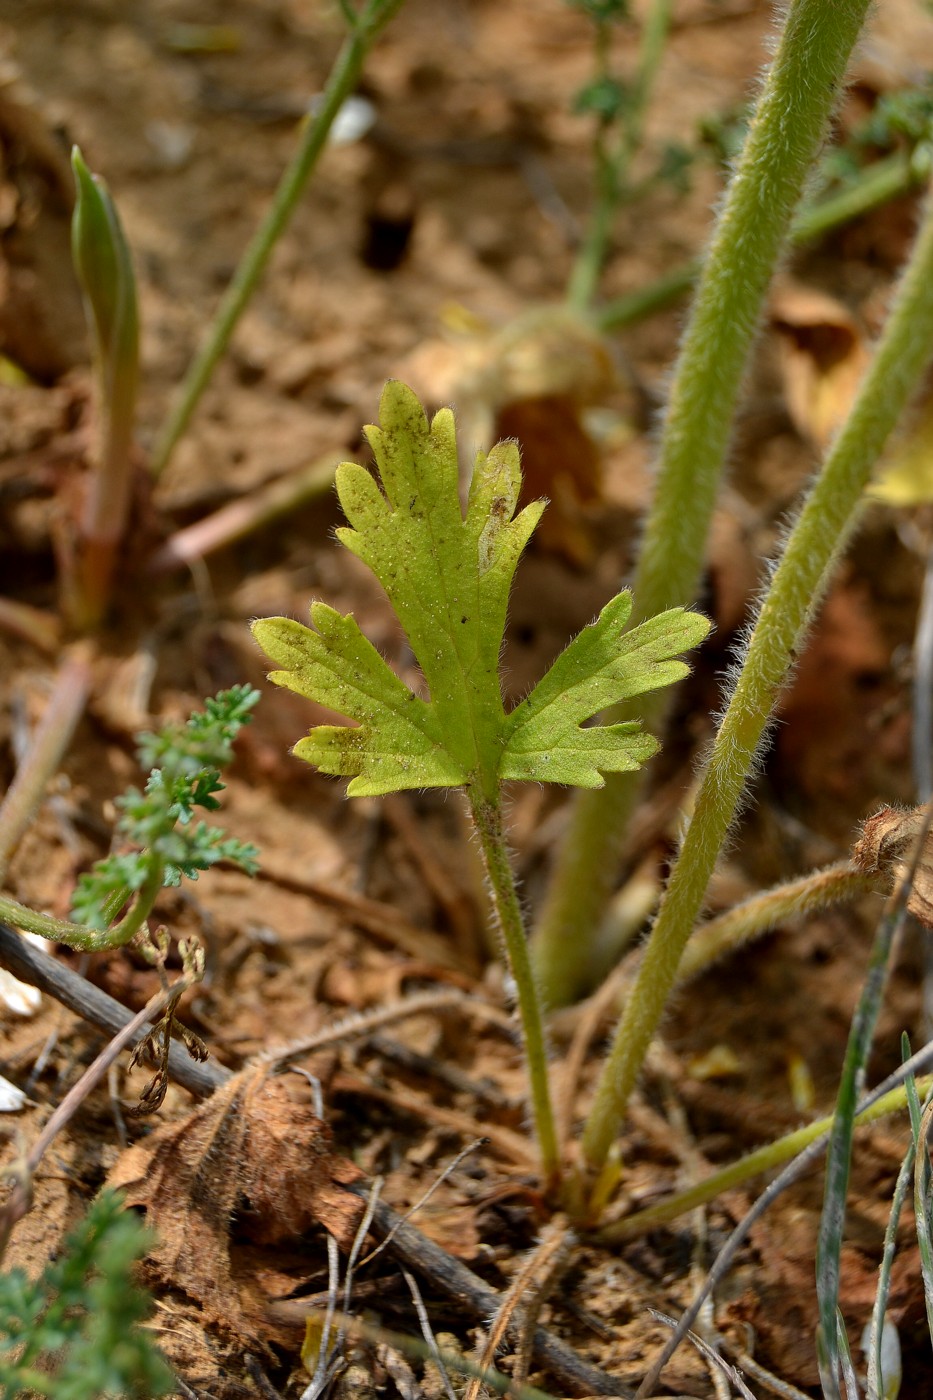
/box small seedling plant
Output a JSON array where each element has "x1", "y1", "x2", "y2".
[
  {"x1": 252, "y1": 380, "x2": 710, "y2": 1185},
  {"x1": 0, "y1": 1190, "x2": 172, "y2": 1399},
  {"x1": 0, "y1": 686, "x2": 259, "y2": 953}
]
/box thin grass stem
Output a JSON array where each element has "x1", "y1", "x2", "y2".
[
  {"x1": 150, "y1": 0, "x2": 405, "y2": 478},
  {"x1": 865, "y1": 1045, "x2": 913, "y2": 1400},
  {"x1": 567, "y1": 0, "x2": 673, "y2": 312},
  {"x1": 595, "y1": 148, "x2": 923, "y2": 334},
  {"x1": 814, "y1": 816, "x2": 929, "y2": 1393}
]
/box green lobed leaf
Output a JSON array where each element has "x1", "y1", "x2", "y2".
[
  {"x1": 253, "y1": 381, "x2": 710, "y2": 796},
  {"x1": 501, "y1": 594, "x2": 712, "y2": 787}
]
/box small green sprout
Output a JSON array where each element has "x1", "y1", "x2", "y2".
[
  {"x1": 70, "y1": 147, "x2": 140, "y2": 629},
  {"x1": 71, "y1": 686, "x2": 260, "y2": 931},
  {"x1": 253, "y1": 381, "x2": 709, "y2": 1181}
]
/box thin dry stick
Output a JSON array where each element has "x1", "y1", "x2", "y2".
[
  {"x1": 0, "y1": 979, "x2": 183, "y2": 1258},
  {"x1": 402, "y1": 1268, "x2": 458, "y2": 1400},
  {"x1": 0, "y1": 645, "x2": 93, "y2": 882},
  {"x1": 359, "y1": 1140, "x2": 484, "y2": 1270},
  {"x1": 649, "y1": 1311, "x2": 755, "y2": 1400},
  {"x1": 722, "y1": 1329, "x2": 812, "y2": 1400}
]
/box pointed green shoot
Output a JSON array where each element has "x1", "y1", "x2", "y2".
[{"x1": 71, "y1": 146, "x2": 140, "y2": 627}]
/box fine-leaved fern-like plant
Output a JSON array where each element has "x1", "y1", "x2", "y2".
[
  {"x1": 0, "y1": 1189, "x2": 172, "y2": 1398},
  {"x1": 252, "y1": 379, "x2": 710, "y2": 1184},
  {"x1": 0, "y1": 687, "x2": 260, "y2": 953}
]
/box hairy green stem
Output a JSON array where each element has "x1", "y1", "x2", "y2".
[
  {"x1": 0, "y1": 646, "x2": 92, "y2": 884},
  {"x1": 0, "y1": 858, "x2": 164, "y2": 953},
  {"x1": 150, "y1": 0, "x2": 405, "y2": 478},
  {"x1": 599, "y1": 1075, "x2": 933, "y2": 1243},
  {"x1": 582, "y1": 177, "x2": 933, "y2": 1179},
  {"x1": 534, "y1": 0, "x2": 873, "y2": 1007},
  {"x1": 469, "y1": 793, "x2": 559, "y2": 1184},
  {"x1": 678, "y1": 861, "x2": 882, "y2": 983}
]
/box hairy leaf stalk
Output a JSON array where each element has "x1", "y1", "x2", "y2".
[
  {"x1": 582, "y1": 177, "x2": 933, "y2": 1179},
  {"x1": 470, "y1": 794, "x2": 559, "y2": 1184},
  {"x1": 534, "y1": 0, "x2": 873, "y2": 1006}
]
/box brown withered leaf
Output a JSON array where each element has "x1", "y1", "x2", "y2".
[
  {"x1": 770, "y1": 282, "x2": 871, "y2": 451},
  {"x1": 107, "y1": 1066, "x2": 365, "y2": 1338},
  {"x1": 852, "y1": 805, "x2": 933, "y2": 927}
]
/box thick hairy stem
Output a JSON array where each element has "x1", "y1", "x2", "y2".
[
  {"x1": 534, "y1": 0, "x2": 874, "y2": 1006},
  {"x1": 582, "y1": 177, "x2": 933, "y2": 1179}
]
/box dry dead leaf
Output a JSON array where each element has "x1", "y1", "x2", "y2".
[
  {"x1": 869, "y1": 388, "x2": 933, "y2": 506},
  {"x1": 107, "y1": 1066, "x2": 365, "y2": 1338},
  {"x1": 770, "y1": 282, "x2": 871, "y2": 450},
  {"x1": 852, "y1": 804, "x2": 933, "y2": 926}
]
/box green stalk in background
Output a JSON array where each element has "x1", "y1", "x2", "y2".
[
  {"x1": 567, "y1": 0, "x2": 673, "y2": 313},
  {"x1": 596, "y1": 147, "x2": 927, "y2": 334},
  {"x1": 581, "y1": 176, "x2": 933, "y2": 1186},
  {"x1": 70, "y1": 148, "x2": 139, "y2": 630},
  {"x1": 533, "y1": 0, "x2": 874, "y2": 1007},
  {"x1": 150, "y1": 0, "x2": 405, "y2": 478}
]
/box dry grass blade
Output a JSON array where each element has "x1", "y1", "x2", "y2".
[
  {"x1": 477, "y1": 1217, "x2": 576, "y2": 1396},
  {"x1": 300, "y1": 1232, "x2": 341, "y2": 1400},
  {"x1": 648, "y1": 1311, "x2": 757, "y2": 1400},
  {"x1": 0, "y1": 644, "x2": 93, "y2": 882}
]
